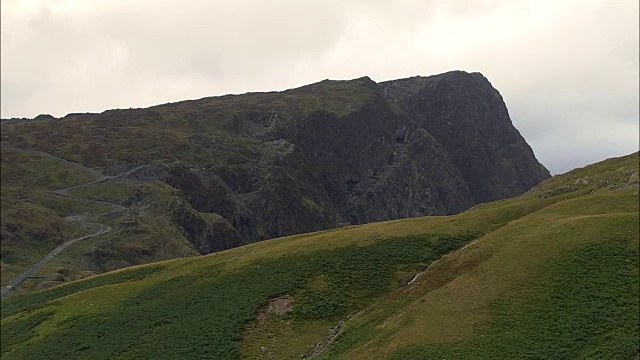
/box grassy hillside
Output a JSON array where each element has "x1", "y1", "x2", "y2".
[
  {"x1": 1, "y1": 146, "x2": 104, "y2": 285},
  {"x1": 1, "y1": 152, "x2": 638, "y2": 359}
]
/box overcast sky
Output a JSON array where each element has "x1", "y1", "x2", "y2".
[{"x1": 1, "y1": 0, "x2": 638, "y2": 174}]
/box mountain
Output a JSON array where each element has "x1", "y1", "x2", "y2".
[
  {"x1": 0, "y1": 71, "x2": 549, "y2": 291},
  {"x1": 1, "y1": 152, "x2": 637, "y2": 359}
]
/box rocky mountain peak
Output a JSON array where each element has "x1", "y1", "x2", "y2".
[
  {"x1": 2, "y1": 71, "x2": 550, "y2": 258},
  {"x1": 381, "y1": 71, "x2": 550, "y2": 203}
]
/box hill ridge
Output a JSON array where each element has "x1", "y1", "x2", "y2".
[{"x1": 2, "y1": 70, "x2": 548, "y2": 292}]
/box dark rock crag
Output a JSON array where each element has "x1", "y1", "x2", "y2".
[
  {"x1": 156, "y1": 71, "x2": 549, "y2": 252},
  {"x1": 2, "y1": 71, "x2": 550, "y2": 255}
]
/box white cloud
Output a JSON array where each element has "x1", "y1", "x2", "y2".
[{"x1": 1, "y1": 0, "x2": 638, "y2": 173}]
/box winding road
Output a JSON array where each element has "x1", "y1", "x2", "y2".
[{"x1": 1, "y1": 146, "x2": 149, "y2": 297}]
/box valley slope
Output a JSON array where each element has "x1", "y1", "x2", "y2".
[{"x1": 1, "y1": 152, "x2": 637, "y2": 359}]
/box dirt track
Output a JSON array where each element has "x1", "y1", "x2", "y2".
[{"x1": 1, "y1": 146, "x2": 149, "y2": 297}]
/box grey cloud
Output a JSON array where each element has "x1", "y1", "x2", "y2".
[{"x1": 1, "y1": 0, "x2": 352, "y2": 116}]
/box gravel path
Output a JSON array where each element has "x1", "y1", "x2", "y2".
[{"x1": 1, "y1": 146, "x2": 149, "y2": 297}]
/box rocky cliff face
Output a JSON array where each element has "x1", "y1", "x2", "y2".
[
  {"x1": 380, "y1": 72, "x2": 550, "y2": 203},
  {"x1": 1, "y1": 71, "x2": 550, "y2": 257}
]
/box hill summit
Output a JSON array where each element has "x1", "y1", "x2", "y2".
[{"x1": 1, "y1": 71, "x2": 549, "y2": 284}]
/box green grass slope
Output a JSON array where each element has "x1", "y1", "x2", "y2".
[
  {"x1": 323, "y1": 152, "x2": 639, "y2": 360},
  {"x1": 1, "y1": 152, "x2": 638, "y2": 360}
]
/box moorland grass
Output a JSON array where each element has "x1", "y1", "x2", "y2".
[
  {"x1": 1, "y1": 265, "x2": 165, "y2": 319},
  {"x1": 389, "y1": 239, "x2": 639, "y2": 360},
  {"x1": 0, "y1": 146, "x2": 96, "y2": 190},
  {"x1": 0, "y1": 234, "x2": 476, "y2": 360},
  {"x1": 320, "y1": 190, "x2": 639, "y2": 360}
]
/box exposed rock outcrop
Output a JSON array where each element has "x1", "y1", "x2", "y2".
[{"x1": 1, "y1": 71, "x2": 550, "y2": 254}]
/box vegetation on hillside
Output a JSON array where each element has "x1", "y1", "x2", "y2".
[
  {"x1": 0, "y1": 152, "x2": 637, "y2": 359},
  {"x1": 0, "y1": 146, "x2": 198, "y2": 290}
]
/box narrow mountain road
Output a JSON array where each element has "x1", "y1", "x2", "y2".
[
  {"x1": 0, "y1": 223, "x2": 111, "y2": 297},
  {"x1": 1, "y1": 145, "x2": 150, "y2": 297}
]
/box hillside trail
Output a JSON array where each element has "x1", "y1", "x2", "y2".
[{"x1": 1, "y1": 145, "x2": 150, "y2": 297}]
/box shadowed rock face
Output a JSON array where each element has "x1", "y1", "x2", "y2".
[
  {"x1": 1, "y1": 71, "x2": 550, "y2": 255},
  {"x1": 380, "y1": 71, "x2": 550, "y2": 203}
]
